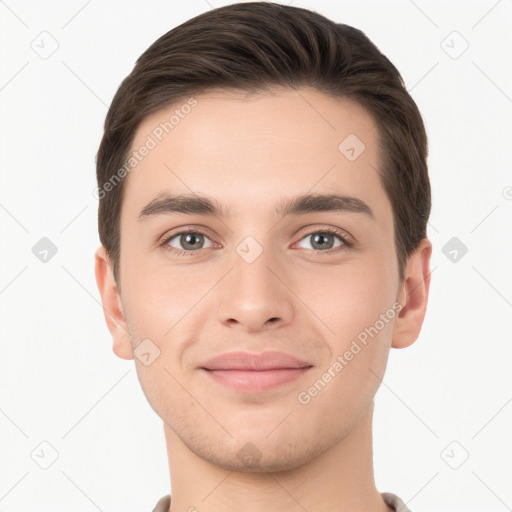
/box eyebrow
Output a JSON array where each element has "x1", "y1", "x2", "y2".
[{"x1": 137, "y1": 192, "x2": 375, "y2": 221}]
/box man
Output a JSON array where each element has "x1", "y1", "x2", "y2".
[{"x1": 94, "y1": 3, "x2": 432, "y2": 511}]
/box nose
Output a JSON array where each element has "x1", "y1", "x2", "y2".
[{"x1": 216, "y1": 243, "x2": 294, "y2": 332}]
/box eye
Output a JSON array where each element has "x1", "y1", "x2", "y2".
[
  {"x1": 295, "y1": 228, "x2": 353, "y2": 253},
  {"x1": 161, "y1": 228, "x2": 214, "y2": 255},
  {"x1": 159, "y1": 226, "x2": 353, "y2": 257}
]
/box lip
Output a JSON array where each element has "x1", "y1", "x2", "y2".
[
  {"x1": 202, "y1": 368, "x2": 312, "y2": 393},
  {"x1": 200, "y1": 351, "x2": 312, "y2": 371},
  {"x1": 199, "y1": 351, "x2": 313, "y2": 393}
]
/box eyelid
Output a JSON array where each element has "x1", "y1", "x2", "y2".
[
  {"x1": 293, "y1": 224, "x2": 355, "y2": 247},
  {"x1": 159, "y1": 226, "x2": 216, "y2": 253},
  {"x1": 159, "y1": 224, "x2": 355, "y2": 255},
  {"x1": 159, "y1": 223, "x2": 211, "y2": 239}
]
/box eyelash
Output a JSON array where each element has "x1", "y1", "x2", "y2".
[{"x1": 159, "y1": 226, "x2": 354, "y2": 257}]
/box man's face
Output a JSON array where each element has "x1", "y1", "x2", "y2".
[{"x1": 112, "y1": 88, "x2": 406, "y2": 471}]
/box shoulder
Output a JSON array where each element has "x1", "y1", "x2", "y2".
[
  {"x1": 381, "y1": 491, "x2": 412, "y2": 512},
  {"x1": 151, "y1": 494, "x2": 171, "y2": 512}
]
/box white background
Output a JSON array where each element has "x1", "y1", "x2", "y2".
[{"x1": 1, "y1": 1, "x2": 511, "y2": 511}]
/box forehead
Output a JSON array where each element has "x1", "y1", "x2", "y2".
[{"x1": 121, "y1": 87, "x2": 389, "y2": 224}]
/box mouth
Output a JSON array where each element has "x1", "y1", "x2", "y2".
[
  {"x1": 199, "y1": 350, "x2": 313, "y2": 393},
  {"x1": 200, "y1": 367, "x2": 313, "y2": 393}
]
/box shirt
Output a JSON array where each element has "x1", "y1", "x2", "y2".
[{"x1": 151, "y1": 491, "x2": 411, "y2": 511}]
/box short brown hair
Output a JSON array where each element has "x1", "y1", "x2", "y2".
[{"x1": 96, "y1": 2, "x2": 430, "y2": 285}]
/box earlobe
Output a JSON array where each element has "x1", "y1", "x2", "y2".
[
  {"x1": 391, "y1": 238, "x2": 433, "y2": 349},
  {"x1": 94, "y1": 246, "x2": 134, "y2": 360}
]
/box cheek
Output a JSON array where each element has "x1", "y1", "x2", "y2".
[
  {"x1": 300, "y1": 256, "x2": 397, "y2": 397},
  {"x1": 295, "y1": 253, "x2": 398, "y2": 337},
  {"x1": 120, "y1": 271, "x2": 197, "y2": 418},
  {"x1": 120, "y1": 246, "x2": 196, "y2": 338},
  {"x1": 299, "y1": 298, "x2": 395, "y2": 427}
]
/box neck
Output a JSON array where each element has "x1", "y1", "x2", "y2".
[{"x1": 163, "y1": 401, "x2": 393, "y2": 512}]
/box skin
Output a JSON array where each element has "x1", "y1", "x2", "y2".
[{"x1": 95, "y1": 87, "x2": 432, "y2": 512}]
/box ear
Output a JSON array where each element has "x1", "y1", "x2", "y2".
[
  {"x1": 392, "y1": 238, "x2": 432, "y2": 349},
  {"x1": 94, "y1": 245, "x2": 133, "y2": 360}
]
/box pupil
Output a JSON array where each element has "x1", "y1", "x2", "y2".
[
  {"x1": 312, "y1": 233, "x2": 333, "y2": 250},
  {"x1": 183, "y1": 233, "x2": 202, "y2": 249}
]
